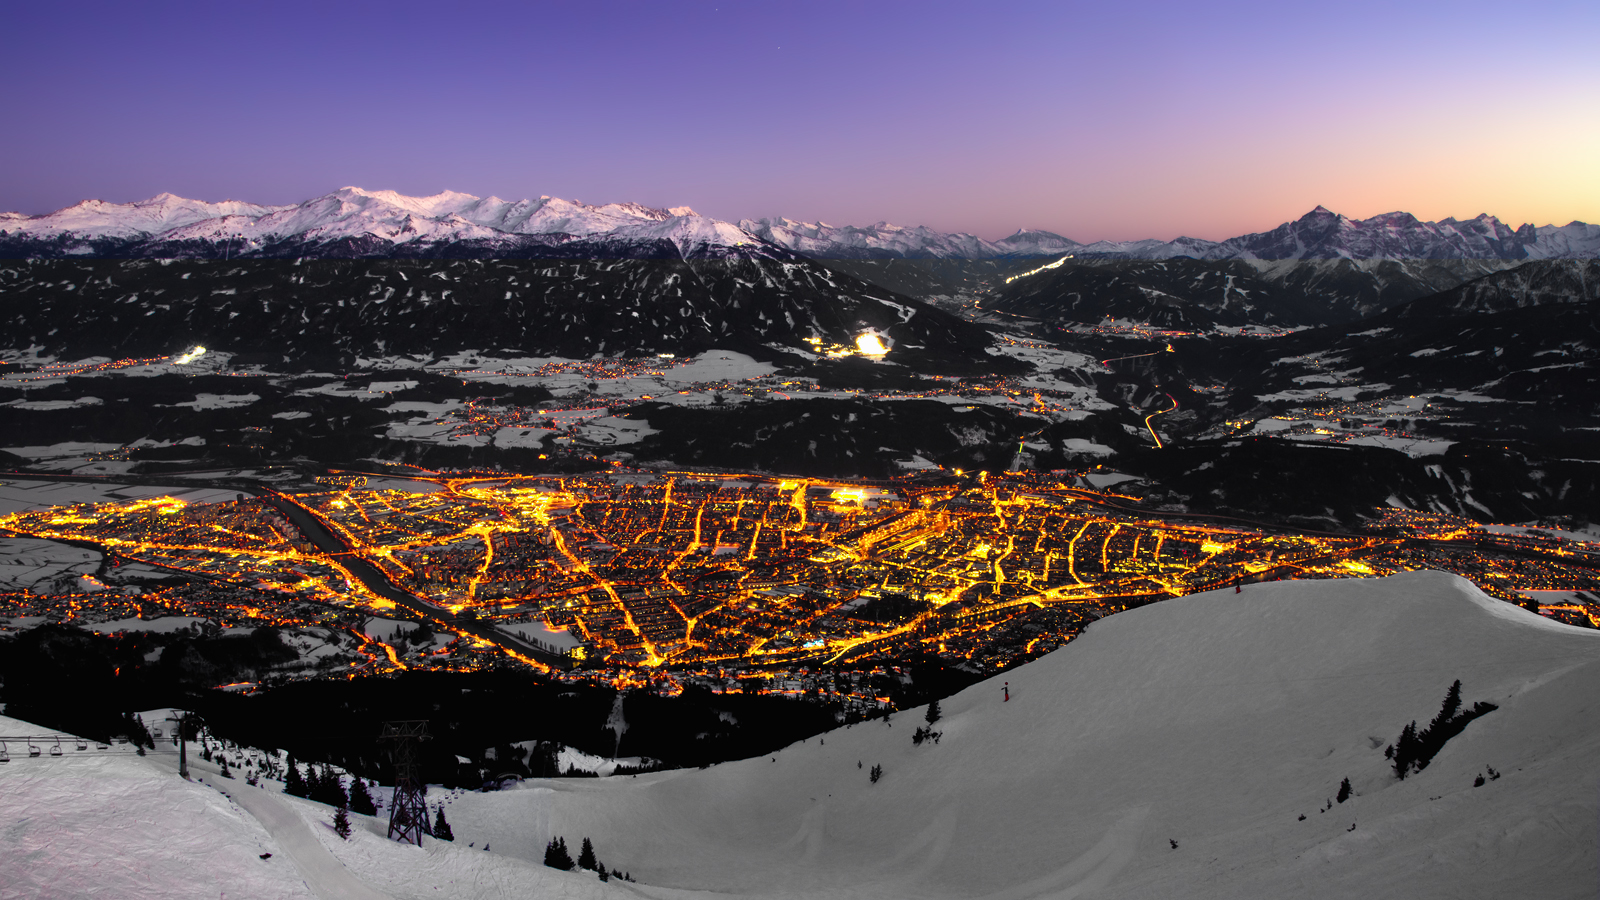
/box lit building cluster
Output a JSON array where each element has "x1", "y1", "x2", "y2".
[{"x1": 3, "y1": 470, "x2": 1597, "y2": 699}]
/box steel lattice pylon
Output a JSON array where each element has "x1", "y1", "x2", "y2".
[{"x1": 379, "y1": 720, "x2": 433, "y2": 845}]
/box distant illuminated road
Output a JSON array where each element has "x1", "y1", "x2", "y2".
[
  {"x1": 1143, "y1": 394, "x2": 1178, "y2": 449},
  {"x1": 1101, "y1": 343, "x2": 1175, "y2": 369}
]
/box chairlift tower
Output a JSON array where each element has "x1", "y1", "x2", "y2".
[
  {"x1": 166, "y1": 710, "x2": 194, "y2": 779},
  {"x1": 380, "y1": 720, "x2": 433, "y2": 845}
]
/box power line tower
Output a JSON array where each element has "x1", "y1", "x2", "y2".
[{"x1": 379, "y1": 720, "x2": 433, "y2": 845}]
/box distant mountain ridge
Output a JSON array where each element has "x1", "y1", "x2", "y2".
[
  {"x1": 3, "y1": 188, "x2": 1595, "y2": 261},
  {"x1": 0, "y1": 187, "x2": 746, "y2": 260},
  {"x1": 751, "y1": 205, "x2": 1599, "y2": 262}
]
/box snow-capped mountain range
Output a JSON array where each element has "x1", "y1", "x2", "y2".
[
  {"x1": 0, "y1": 187, "x2": 749, "y2": 259},
  {"x1": 3, "y1": 188, "x2": 1595, "y2": 261}
]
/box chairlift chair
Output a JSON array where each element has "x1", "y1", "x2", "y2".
[
  {"x1": 49, "y1": 737, "x2": 63, "y2": 757},
  {"x1": 28, "y1": 740, "x2": 41, "y2": 757},
  {"x1": 75, "y1": 737, "x2": 88, "y2": 751},
  {"x1": 0, "y1": 741, "x2": 9, "y2": 763},
  {"x1": 95, "y1": 740, "x2": 109, "y2": 750}
]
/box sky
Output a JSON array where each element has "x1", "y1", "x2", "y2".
[{"x1": 3, "y1": 0, "x2": 1597, "y2": 241}]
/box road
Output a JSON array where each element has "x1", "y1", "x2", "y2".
[{"x1": 258, "y1": 490, "x2": 576, "y2": 671}]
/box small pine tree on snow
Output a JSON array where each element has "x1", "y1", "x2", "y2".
[
  {"x1": 433, "y1": 807, "x2": 454, "y2": 841},
  {"x1": 284, "y1": 760, "x2": 307, "y2": 797},
  {"x1": 333, "y1": 803, "x2": 352, "y2": 840},
  {"x1": 1336, "y1": 778, "x2": 1351, "y2": 803},
  {"x1": 578, "y1": 837, "x2": 599, "y2": 871},
  {"x1": 349, "y1": 778, "x2": 377, "y2": 816},
  {"x1": 544, "y1": 837, "x2": 574, "y2": 870},
  {"x1": 926, "y1": 700, "x2": 942, "y2": 725},
  {"x1": 219, "y1": 758, "x2": 233, "y2": 779},
  {"x1": 598, "y1": 865, "x2": 610, "y2": 882},
  {"x1": 870, "y1": 763, "x2": 883, "y2": 783}
]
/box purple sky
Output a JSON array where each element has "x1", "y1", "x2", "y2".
[{"x1": 4, "y1": 0, "x2": 1597, "y2": 241}]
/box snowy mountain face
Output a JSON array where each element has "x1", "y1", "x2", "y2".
[
  {"x1": 2, "y1": 191, "x2": 1593, "y2": 264},
  {"x1": 0, "y1": 187, "x2": 740, "y2": 260},
  {"x1": 3, "y1": 191, "x2": 1594, "y2": 332},
  {"x1": 741, "y1": 207, "x2": 1596, "y2": 325},
  {"x1": 736, "y1": 217, "x2": 1075, "y2": 260}
]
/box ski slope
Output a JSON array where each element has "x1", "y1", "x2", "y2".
[
  {"x1": 3, "y1": 570, "x2": 1597, "y2": 899},
  {"x1": 442, "y1": 570, "x2": 1600, "y2": 899}
]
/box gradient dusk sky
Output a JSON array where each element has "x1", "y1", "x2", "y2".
[{"x1": 4, "y1": 0, "x2": 1597, "y2": 241}]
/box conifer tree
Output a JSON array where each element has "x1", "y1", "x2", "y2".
[
  {"x1": 1336, "y1": 778, "x2": 1351, "y2": 803},
  {"x1": 1429, "y1": 680, "x2": 1463, "y2": 734},
  {"x1": 1392, "y1": 721, "x2": 1419, "y2": 779},
  {"x1": 544, "y1": 837, "x2": 574, "y2": 870},
  {"x1": 926, "y1": 699, "x2": 942, "y2": 725},
  {"x1": 284, "y1": 760, "x2": 307, "y2": 797},
  {"x1": 219, "y1": 758, "x2": 233, "y2": 779},
  {"x1": 333, "y1": 803, "x2": 352, "y2": 840},
  {"x1": 433, "y1": 807, "x2": 454, "y2": 841},
  {"x1": 314, "y1": 767, "x2": 349, "y2": 807},
  {"x1": 578, "y1": 837, "x2": 598, "y2": 871},
  {"x1": 349, "y1": 778, "x2": 377, "y2": 816}
]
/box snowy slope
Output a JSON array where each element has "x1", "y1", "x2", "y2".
[
  {"x1": 3, "y1": 572, "x2": 1597, "y2": 899},
  {"x1": 0, "y1": 718, "x2": 316, "y2": 899},
  {"x1": 0, "y1": 714, "x2": 638, "y2": 900},
  {"x1": 438, "y1": 571, "x2": 1600, "y2": 899}
]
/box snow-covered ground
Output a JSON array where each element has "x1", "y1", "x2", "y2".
[
  {"x1": 4, "y1": 571, "x2": 1597, "y2": 899},
  {"x1": 0, "y1": 537, "x2": 102, "y2": 592},
  {"x1": 0, "y1": 479, "x2": 239, "y2": 514},
  {"x1": 0, "y1": 716, "x2": 315, "y2": 900}
]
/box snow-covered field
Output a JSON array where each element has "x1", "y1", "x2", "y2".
[
  {"x1": 0, "y1": 537, "x2": 101, "y2": 592},
  {"x1": 4, "y1": 571, "x2": 1597, "y2": 899},
  {"x1": 0, "y1": 479, "x2": 240, "y2": 514}
]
